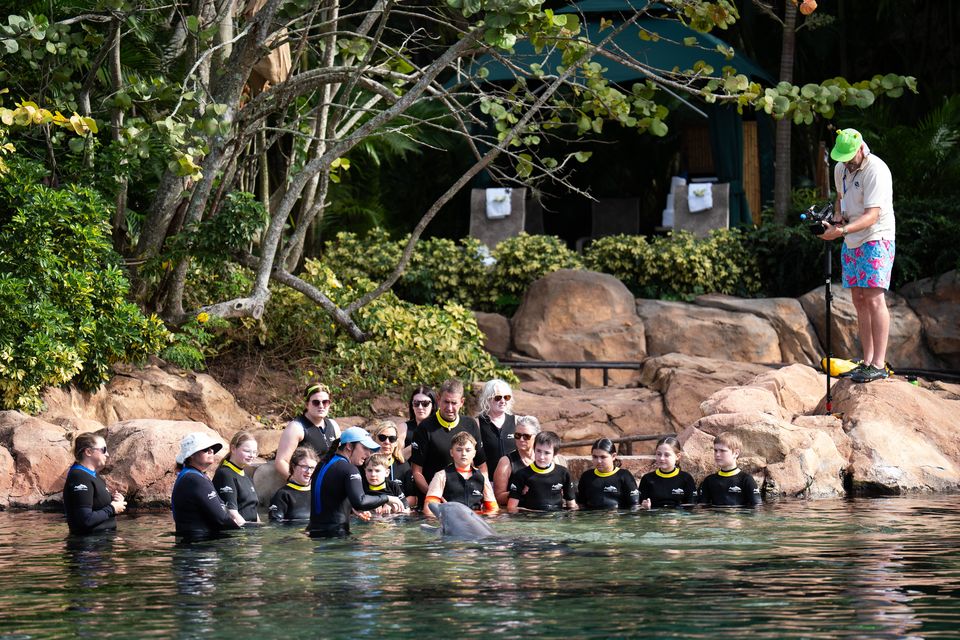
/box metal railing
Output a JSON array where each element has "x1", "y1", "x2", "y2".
[
  {"x1": 500, "y1": 360, "x2": 643, "y2": 389},
  {"x1": 558, "y1": 433, "x2": 672, "y2": 455}
]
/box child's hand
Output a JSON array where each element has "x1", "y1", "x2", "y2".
[
  {"x1": 640, "y1": 498, "x2": 651, "y2": 510},
  {"x1": 353, "y1": 508, "x2": 372, "y2": 521}
]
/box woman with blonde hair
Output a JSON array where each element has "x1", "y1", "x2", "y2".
[
  {"x1": 212, "y1": 431, "x2": 260, "y2": 524},
  {"x1": 63, "y1": 432, "x2": 126, "y2": 535},
  {"x1": 476, "y1": 378, "x2": 516, "y2": 481},
  {"x1": 368, "y1": 419, "x2": 415, "y2": 508}
]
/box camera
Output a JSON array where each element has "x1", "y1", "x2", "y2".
[{"x1": 800, "y1": 202, "x2": 835, "y2": 236}]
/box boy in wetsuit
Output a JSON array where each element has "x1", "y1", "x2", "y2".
[
  {"x1": 423, "y1": 432, "x2": 498, "y2": 515},
  {"x1": 363, "y1": 453, "x2": 407, "y2": 515},
  {"x1": 507, "y1": 431, "x2": 577, "y2": 512},
  {"x1": 697, "y1": 432, "x2": 762, "y2": 507}
]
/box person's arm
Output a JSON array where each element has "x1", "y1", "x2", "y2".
[
  {"x1": 411, "y1": 463, "x2": 429, "y2": 495},
  {"x1": 506, "y1": 471, "x2": 524, "y2": 512},
  {"x1": 637, "y1": 473, "x2": 652, "y2": 509},
  {"x1": 506, "y1": 497, "x2": 520, "y2": 513},
  {"x1": 422, "y1": 471, "x2": 446, "y2": 517},
  {"x1": 345, "y1": 469, "x2": 390, "y2": 512},
  {"x1": 563, "y1": 469, "x2": 578, "y2": 510},
  {"x1": 480, "y1": 476, "x2": 499, "y2": 514},
  {"x1": 622, "y1": 472, "x2": 640, "y2": 508},
  {"x1": 744, "y1": 474, "x2": 763, "y2": 507},
  {"x1": 684, "y1": 474, "x2": 698, "y2": 505},
  {"x1": 191, "y1": 475, "x2": 241, "y2": 530},
  {"x1": 274, "y1": 420, "x2": 304, "y2": 478},
  {"x1": 214, "y1": 472, "x2": 246, "y2": 525},
  {"x1": 492, "y1": 456, "x2": 513, "y2": 506},
  {"x1": 268, "y1": 491, "x2": 288, "y2": 522}
]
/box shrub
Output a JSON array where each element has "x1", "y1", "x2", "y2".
[
  {"x1": 890, "y1": 196, "x2": 960, "y2": 289},
  {"x1": 743, "y1": 217, "x2": 837, "y2": 297},
  {"x1": 320, "y1": 228, "x2": 401, "y2": 287},
  {"x1": 0, "y1": 161, "x2": 168, "y2": 412},
  {"x1": 490, "y1": 233, "x2": 583, "y2": 310},
  {"x1": 583, "y1": 234, "x2": 655, "y2": 294},
  {"x1": 394, "y1": 235, "x2": 493, "y2": 308}
]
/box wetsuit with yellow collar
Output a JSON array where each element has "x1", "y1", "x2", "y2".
[
  {"x1": 508, "y1": 462, "x2": 575, "y2": 511},
  {"x1": 268, "y1": 481, "x2": 311, "y2": 522},
  {"x1": 212, "y1": 459, "x2": 259, "y2": 521},
  {"x1": 698, "y1": 468, "x2": 762, "y2": 506},
  {"x1": 638, "y1": 467, "x2": 697, "y2": 508},
  {"x1": 410, "y1": 410, "x2": 486, "y2": 491},
  {"x1": 577, "y1": 467, "x2": 640, "y2": 509}
]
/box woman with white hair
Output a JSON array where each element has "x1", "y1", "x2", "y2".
[
  {"x1": 492, "y1": 415, "x2": 541, "y2": 505},
  {"x1": 475, "y1": 378, "x2": 516, "y2": 481},
  {"x1": 171, "y1": 432, "x2": 243, "y2": 541}
]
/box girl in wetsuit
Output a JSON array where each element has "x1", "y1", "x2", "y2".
[
  {"x1": 269, "y1": 447, "x2": 317, "y2": 522},
  {"x1": 171, "y1": 432, "x2": 243, "y2": 540},
  {"x1": 577, "y1": 438, "x2": 640, "y2": 509},
  {"x1": 308, "y1": 427, "x2": 406, "y2": 537},
  {"x1": 213, "y1": 431, "x2": 260, "y2": 524},
  {"x1": 493, "y1": 414, "x2": 540, "y2": 505},
  {"x1": 63, "y1": 432, "x2": 127, "y2": 535},
  {"x1": 638, "y1": 436, "x2": 697, "y2": 508},
  {"x1": 506, "y1": 431, "x2": 578, "y2": 512}
]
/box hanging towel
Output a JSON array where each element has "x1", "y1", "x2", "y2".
[
  {"x1": 486, "y1": 188, "x2": 512, "y2": 219},
  {"x1": 687, "y1": 183, "x2": 713, "y2": 213}
]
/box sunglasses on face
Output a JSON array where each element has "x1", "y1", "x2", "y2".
[
  {"x1": 514, "y1": 433, "x2": 534, "y2": 441},
  {"x1": 493, "y1": 395, "x2": 512, "y2": 402},
  {"x1": 310, "y1": 398, "x2": 332, "y2": 407},
  {"x1": 377, "y1": 434, "x2": 398, "y2": 443},
  {"x1": 412, "y1": 400, "x2": 432, "y2": 408},
  {"x1": 89, "y1": 446, "x2": 108, "y2": 454}
]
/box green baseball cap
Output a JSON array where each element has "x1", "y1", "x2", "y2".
[{"x1": 831, "y1": 128, "x2": 863, "y2": 162}]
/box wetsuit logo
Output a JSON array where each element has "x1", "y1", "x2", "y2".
[
  {"x1": 603, "y1": 486, "x2": 619, "y2": 494},
  {"x1": 349, "y1": 473, "x2": 361, "y2": 480},
  {"x1": 471, "y1": 490, "x2": 483, "y2": 496},
  {"x1": 206, "y1": 491, "x2": 218, "y2": 500},
  {"x1": 219, "y1": 486, "x2": 234, "y2": 494},
  {"x1": 72, "y1": 484, "x2": 88, "y2": 492},
  {"x1": 728, "y1": 486, "x2": 742, "y2": 493},
  {"x1": 509, "y1": 483, "x2": 517, "y2": 491},
  {"x1": 551, "y1": 483, "x2": 563, "y2": 491},
  {"x1": 671, "y1": 488, "x2": 685, "y2": 495}
]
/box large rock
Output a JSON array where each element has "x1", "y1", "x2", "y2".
[
  {"x1": 900, "y1": 270, "x2": 960, "y2": 367},
  {"x1": 512, "y1": 270, "x2": 645, "y2": 387},
  {"x1": 474, "y1": 311, "x2": 512, "y2": 357},
  {"x1": 40, "y1": 359, "x2": 260, "y2": 439},
  {"x1": 639, "y1": 354, "x2": 771, "y2": 431},
  {"x1": 695, "y1": 294, "x2": 822, "y2": 364},
  {"x1": 799, "y1": 286, "x2": 939, "y2": 369},
  {"x1": 0, "y1": 411, "x2": 72, "y2": 507},
  {"x1": 637, "y1": 299, "x2": 781, "y2": 363},
  {"x1": 104, "y1": 420, "x2": 225, "y2": 506},
  {"x1": 513, "y1": 383, "x2": 667, "y2": 455},
  {"x1": 828, "y1": 377, "x2": 960, "y2": 494}
]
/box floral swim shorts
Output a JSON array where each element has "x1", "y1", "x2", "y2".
[{"x1": 841, "y1": 239, "x2": 895, "y2": 289}]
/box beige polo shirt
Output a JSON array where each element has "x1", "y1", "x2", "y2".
[{"x1": 833, "y1": 153, "x2": 895, "y2": 249}]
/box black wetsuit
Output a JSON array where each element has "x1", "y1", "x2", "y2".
[
  {"x1": 577, "y1": 468, "x2": 640, "y2": 509},
  {"x1": 268, "y1": 482, "x2": 311, "y2": 522},
  {"x1": 297, "y1": 415, "x2": 339, "y2": 457},
  {"x1": 638, "y1": 468, "x2": 698, "y2": 508},
  {"x1": 698, "y1": 469, "x2": 762, "y2": 506},
  {"x1": 439, "y1": 465, "x2": 486, "y2": 510},
  {"x1": 363, "y1": 478, "x2": 405, "y2": 500},
  {"x1": 508, "y1": 463, "x2": 575, "y2": 511},
  {"x1": 171, "y1": 467, "x2": 240, "y2": 539},
  {"x1": 504, "y1": 449, "x2": 528, "y2": 475},
  {"x1": 403, "y1": 419, "x2": 418, "y2": 448},
  {"x1": 309, "y1": 454, "x2": 389, "y2": 537},
  {"x1": 477, "y1": 413, "x2": 516, "y2": 478},
  {"x1": 410, "y1": 413, "x2": 486, "y2": 488},
  {"x1": 63, "y1": 464, "x2": 116, "y2": 535},
  {"x1": 212, "y1": 460, "x2": 259, "y2": 522}
]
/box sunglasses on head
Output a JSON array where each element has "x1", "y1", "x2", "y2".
[
  {"x1": 493, "y1": 394, "x2": 512, "y2": 402},
  {"x1": 412, "y1": 400, "x2": 432, "y2": 408},
  {"x1": 310, "y1": 398, "x2": 332, "y2": 407},
  {"x1": 514, "y1": 433, "x2": 534, "y2": 441},
  {"x1": 377, "y1": 434, "x2": 398, "y2": 443}
]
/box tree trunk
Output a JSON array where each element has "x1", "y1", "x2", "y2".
[{"x1": 773, "y1": 1, "x2": 797, "y2": 224}]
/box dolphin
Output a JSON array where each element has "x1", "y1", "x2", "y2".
[{"x1": 424, "y1": 501, "x2": 498, "y2": 540}]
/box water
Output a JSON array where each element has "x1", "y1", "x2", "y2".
[{"x1": 2, "y1": 496, "x2": 960, "y2": 639}]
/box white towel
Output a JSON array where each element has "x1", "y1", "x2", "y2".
[
  {"x1": 485, "y1": 188, "x2": 512, "y2": 219},
  {"x1": 687, "y1": 183, "x2": 713, "y2": 213}
]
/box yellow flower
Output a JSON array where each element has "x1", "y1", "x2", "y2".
[{"x1": 196, "y1": 312, "x2": 210, "y2": 324}]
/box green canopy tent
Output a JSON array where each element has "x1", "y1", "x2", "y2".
[{"x1": 463, "y1": 1, "x2": 774, "y2": 227}]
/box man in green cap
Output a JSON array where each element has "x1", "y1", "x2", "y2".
[{"x1": 819, "y1": 128, "x2": 896, "y2": 383}]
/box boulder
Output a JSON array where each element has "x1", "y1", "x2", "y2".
[
  {"x1": 253, "y1": 463, "x2": 286, "y2": 507},
  {"x1": 695, "y1": 294, "x2": 822, "y2": 364},
  {"x1": 474, "y1": 311, "x2": 512, "y2": 357},
  {"x1": 40, "y1": 360, "x2": 260, "y2": 439},
  {"x1": 637, "y1": 299, "x2": 781, "y2": 363},
  {"x1": 639, "y1": 354, "x2": 771, "y2": 431},
  {"x1": 900, "y1": 270, "x2": 960, "y2": 367},
  {"x1": 0, "y1": 411, "x2": 72, "y2": 507},
  {"x1": 251, "y1": 428, "x2": 283, "y2": 460},
  {"x1": 512, "y1": 270, "x2": 645, "y2": 387},
  {"x1": 799, "y1": 286, "x2": 939, "y2": 370},
  {"x1": 104, "y1": 420, "x2": 224, "y2": 506},
  {"x1": 828, "y1": 377, "x2": 960, "y2": 494},
  {"x1": 513, "y1": 383, "x2": 668, "y2": 455}
]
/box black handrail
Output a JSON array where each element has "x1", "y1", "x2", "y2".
[{"x1": 500, "y1": 360, "x2": 642, "y2": 388}]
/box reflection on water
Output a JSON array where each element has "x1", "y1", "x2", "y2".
[{"x1": 0, "y1": 497, "x2": 959, "y2": 638}]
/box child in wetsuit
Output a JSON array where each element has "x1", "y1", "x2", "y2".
[
  {"x1": 423, "y1": 432, "x2": 498, "y2": 515},
  {"x1": 364, "y1": 453, "x2": 408, "y2": 515},
  {"x1": 577, "y1": 438, "x2": 639, "y2": 509},
  {"x1": 269, "y1": 446, "x2": 317, "y2": 522},
  {"x1": 507, "y1": 431, "x2": 578, "y2": 512},
  {"x1": 638, "y1": 435, "x2": 697, "y2": 509},
  {"x1": 698, "y1": 432, "x2": 762, "y2": 507}
]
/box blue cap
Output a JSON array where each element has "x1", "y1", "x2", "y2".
[{"x1": 340, "y1": 427, "x2": 380, "y2": 451}]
